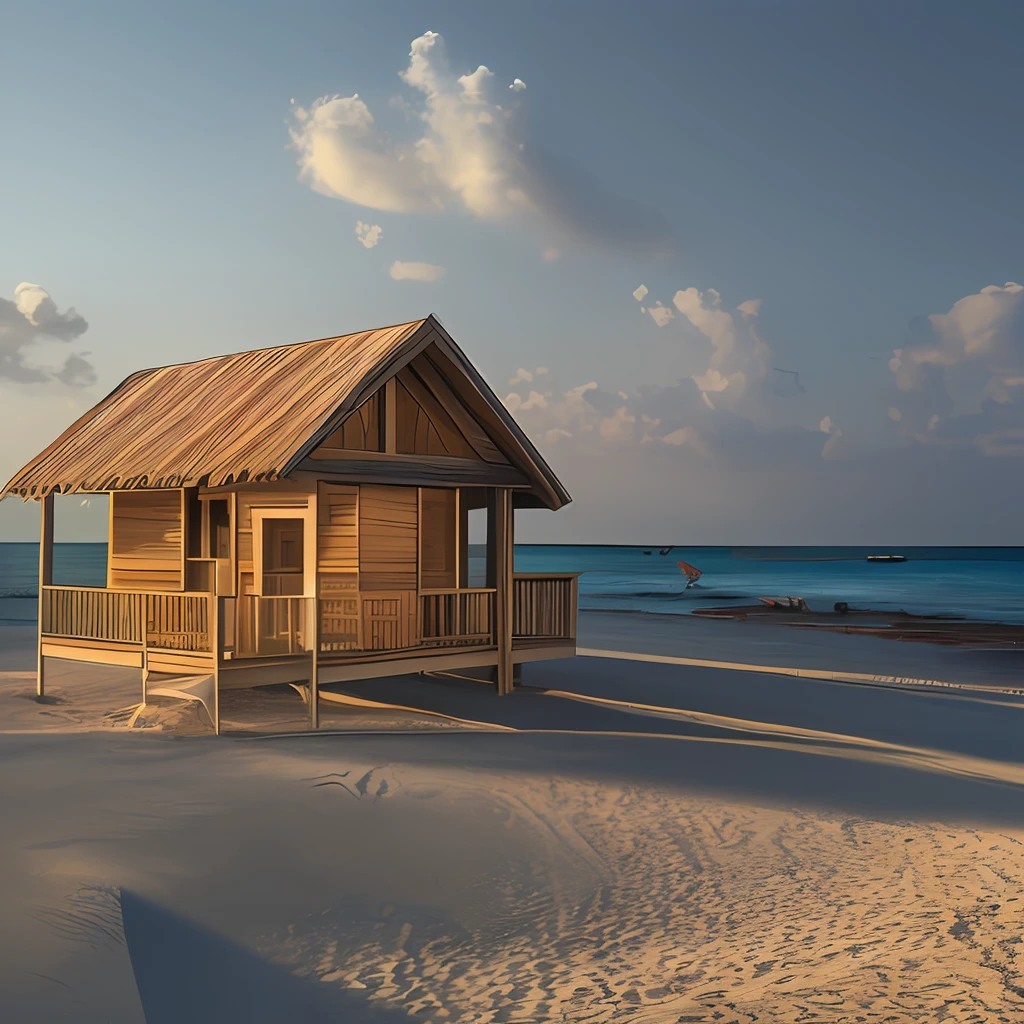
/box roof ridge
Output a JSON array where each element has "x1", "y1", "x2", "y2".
[{"x1": 127, "y1": 316, "x2": 431, "y2": 377}]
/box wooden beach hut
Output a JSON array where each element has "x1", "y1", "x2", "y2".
[{"x1": 2, "y1": 316, "x2": 577, "y2": 731}]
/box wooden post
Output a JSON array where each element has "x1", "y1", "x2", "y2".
[
  {"x1": 212, "y1": 594, "x2": 222, "y2": 735},
  {"x1": 37, "y1": 492, "x2": 54, "y2": 698},
  {"x1": 310, "y1": 594, "x2": 320, "y2": 730},
  {"x1": 488, "y1": 488, "x2": 514, "y2": 695},
  {"x1": 141, "y1": 596, "x2": 149, "y2": 706}
]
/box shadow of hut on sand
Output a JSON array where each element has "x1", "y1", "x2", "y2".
[{"x1": 119, "y1": 889, "x2": 407, "y2": 1023}]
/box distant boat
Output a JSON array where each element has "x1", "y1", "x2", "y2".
[
  {"x1": 678, "y1": 560, "x2": 703, "y2": 588},
  {"x1": 867, "y1": 554, "x2": 906, "y2": 563}
]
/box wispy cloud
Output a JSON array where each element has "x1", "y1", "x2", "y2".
[
  {"x1": 0, "y1": 283, "x2": 94, "y2": 386},
  {"x1": 289, "y1": 31, "x2": 670, "y2": 255},
  {"x1": 388, "y1": 260, "x2": 446, "y2": 282}
]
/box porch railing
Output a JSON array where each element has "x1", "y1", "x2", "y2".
[
  {"x1": 41, "y1": 574, "x2": 579, "y2": 662},
  {"x1": 512, "y1": 574, "x2": 578, "y2": 641},
  {"x1": 231, "y1": 595, "x2": 310, "y2": 658},
  {"x1": 419, "y1": 589, "x2": 496, "y2": 647},
  {"x1": 41, "y1": 585, "x2": 213, "y2": 652}
]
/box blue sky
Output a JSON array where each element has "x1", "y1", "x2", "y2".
[{"x1": 3, "y1": 0, "x2": 1024, "y2": 543}]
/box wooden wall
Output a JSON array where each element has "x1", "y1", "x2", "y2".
[
  {"x1": 317, "y1": 484, "x2": 358, "y2": 595},
  {"x1": 358, "y1": 485, "x2": 418, "y2": 591},
  {"x1": 108, "y1": 490, "x2": 183, "y2": 591}
]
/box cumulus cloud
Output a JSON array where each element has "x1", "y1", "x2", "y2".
[
  {"x1": 509, "y1": 78, "x2": 527, "y2": 92},
  {"x1": 388, "y1": 260, "x2": 446, "y2": 282},
  {"x1": 506, "y1": 370, "x2": 830, "y2": 472},
  {"x1": 508, "y1": 365, "x2": 549, "y2": 387},
  {"x1": 0, "y1": 283, "x2": 94, "y2": 386},
  {"x1": 670, "y1": 287, "x2": 772, "y2": 408},
  {"x1": 888, "y1": 282, "x2": 1024, "y2": 455},
  {"x1": 289, "y1": 31, "x2": 669, "y2": 253},
  {"x1": 355, "y1": 221, "x2": 382, "y2": 248},
  {"x1": 503, "y1": 281, "x2": 834, "y2": 474}
]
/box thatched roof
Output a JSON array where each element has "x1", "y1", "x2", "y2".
[{"x1": 2, "y1": 315, "x2": 570, "y2": 510}]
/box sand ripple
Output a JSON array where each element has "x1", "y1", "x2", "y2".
[{"x1": 269, "y1": 772, "x2": 1024, "y2": 1023}]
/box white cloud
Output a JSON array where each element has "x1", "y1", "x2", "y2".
[
  {"x1": 289, "y1": 31, "x2": 668, "y2": 253},
  {"x1": 388, "y1": 260, "x2": 446, "y2": 282},
  {"x1": 520, "y1": 389, "x2": 549, "y2": 411},
  {"x1": 509, "y1": 79, "x2": 527, "y2": 92},
  {"x1": 648, "y1": 302, "x2": 674, "y2": 327},
  {"x1": 598, "y1": 406, "x2": 636, "y2": 440},
  {"x1": 632, "y1": 284, "x2": 648, "y2": 303},
  {"x1": 510, "y1": 367, "x2": 533, "y2": 385},
  {"x1": 660, "y1": 426, "x2": 710, "y2": 456},
  {"x1": 888, "y1": 282, "x2": 1024, "y2": 455},
  {"x1": 0, "y1": 283, "x2": 93, "y2": 386},
  {"x1": 890, "y1": 282, "x2": 1024, "y2": 395},
  {"x1": 671, "y1": 286, "x2": 772, "y2": 405},
  {"x1": 692, "y1": 368, "x2": 730, "y2": 393},
  {"x1": 355, "y1": 221, "x2": 382, "y2": 248},
  {"x1": 888, "y1": 407, "x2": 902, "y2": 422}
]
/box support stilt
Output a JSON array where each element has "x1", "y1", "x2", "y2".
[{"x1": 37, "y1": 492, "x2": 54, "y2": 699}]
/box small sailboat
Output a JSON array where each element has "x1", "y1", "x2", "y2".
[{"x1": 678, "y1": 560, "x2": 703, "y2": 588}]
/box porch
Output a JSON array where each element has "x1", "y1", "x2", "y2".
[{"x1": 38, "y1": 573, "x2": 577, "y2": 713}]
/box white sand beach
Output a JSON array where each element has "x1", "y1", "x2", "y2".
[{"x1": 4, "y1": 614, "x2": 1024, "y2": 1022}]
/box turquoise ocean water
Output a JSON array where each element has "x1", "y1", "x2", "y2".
[{"x1": 1, "y1": 543, "x2": 1023, "y2": 625}]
